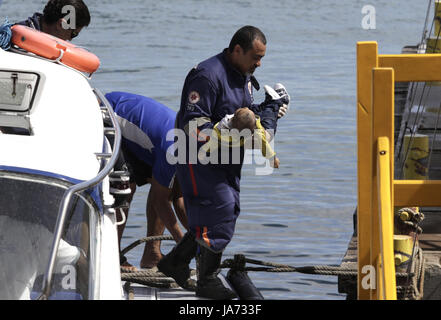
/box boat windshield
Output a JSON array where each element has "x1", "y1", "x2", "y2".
[{"x1": 0, "y1": 171, "x2": 98, "y2": 300}]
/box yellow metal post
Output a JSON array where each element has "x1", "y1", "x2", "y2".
[
  {"x1": 357, "y1": 42, "x2": 378, "y2": 300},
  {"x1": 372, "y1": 68, "x2": 394, "y2": 300},
  {"x1": 376, "y1": 257, "x2": 384, "y2": 300},
  {"x1": 377, "y1": 137, "x2": 397, "y2": 300}
]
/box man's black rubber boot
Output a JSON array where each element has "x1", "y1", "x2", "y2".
[
  {"x1": 196, "y1": 246, "x2": 237, "y2": 300},
  {"x1": 157, "y1": 232, "x2": 197, "y2": 290}
]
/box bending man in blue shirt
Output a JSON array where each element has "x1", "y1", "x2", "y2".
[
  {"x1": 158, "y1": 26, "x2": 290, "y2": 299},
  {"x1": 105, "y1": 92, "x2": 187, "y2": 270}
]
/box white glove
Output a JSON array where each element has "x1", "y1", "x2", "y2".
[
  {"x1": 273, "y1": 83, "x2": 290, "y2": 119},
  {"x1": 217, "y1": 114, "x2": 234, "y2": 130}
]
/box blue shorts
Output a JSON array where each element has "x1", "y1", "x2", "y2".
[{"x1": 121, "y1": 145, "x2": 152, "y2": 186}]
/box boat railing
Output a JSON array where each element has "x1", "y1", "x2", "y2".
[
  {"x1": 36, "y1": 88, "x2": 121, "y2": 300},
  {"x1": 356, "y1": 41, "x2": 441, "y2": 299}
]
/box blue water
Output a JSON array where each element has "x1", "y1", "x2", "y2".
[{"x1": 0, "y1": 0, "x2": 428, "y2": 299}]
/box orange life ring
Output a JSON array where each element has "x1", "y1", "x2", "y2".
[{"x1": 11, "y1": 25, "x2": 100, "y2": 74}]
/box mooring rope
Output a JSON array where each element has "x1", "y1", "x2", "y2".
[
  {"x1": 220, "y1": 254, "x2": 414, "y2": 278},
  {"x1": 120, "y1": 235, "x2": 174, "y2": 256},
  {"x1": 120, "y1": 236, "x2": 415, "y2": 278},
  {"x1": 120, "y1": 237, "x2": 418, "y2": 293},
  {"x1": 119, "y1": 235, "x2": 177, "y2": 288}
]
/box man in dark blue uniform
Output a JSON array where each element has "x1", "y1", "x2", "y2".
[
  {"x1": 16, "y1": 0, "x2": 90, "y2": 41},
  {"x1": 158, "y1": 26, "x2": 290, "y2": 299},
  {"x1": 105, "y1": 92, "x2": 188, "y2": 270}
]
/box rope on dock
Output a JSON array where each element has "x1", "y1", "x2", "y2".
[
  {"x1": 120, "y1": 235, "x2": 178, "y2": 289},
  {"x1": 121, "y1": 274, "x2": 178, "y2": 288},
  {"x1": 220, "y1": 254, "x2": 414, "y2": 278},
  {"x1": 119, "y1": 237, "x2": 418, "y2": 291},
  {"x1": 120, "y1": 235, "x2": 174, "y2": 256}
]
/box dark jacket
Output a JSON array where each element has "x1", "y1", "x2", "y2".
[
  {"x1": 176, "y1": 49, "x2": 258, "y2": 191},
  {"x1": 16, "y1": 12, "x2": 43, "y2": 30}
]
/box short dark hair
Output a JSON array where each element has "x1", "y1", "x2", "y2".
[
  {"x1": 43, "y1": 0, "x2": 91, "y2": 28},
  {"x1": 228, "y1": 26, "x2": 266, "y2": 53}
]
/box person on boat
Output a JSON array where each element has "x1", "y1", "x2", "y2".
[
  {"x1": 157, "y1": 25, "x2": 290, "y2": 299},
  {"x1": 105, "y1": 92, "x2": 188, "y2": 270},
  {"x1": 16, "y1": 0, "x2": 90, "y2": 41}
]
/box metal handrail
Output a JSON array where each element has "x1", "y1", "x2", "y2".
[{"x1": 37, "y1": 88, "x2": 121, "y2": 300}]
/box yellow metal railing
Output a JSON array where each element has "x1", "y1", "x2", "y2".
[
  {"x1": 356, "y1": 42, "x2": 441, "y2": 299},
  {"x1": 376, "y1": 137, "x2": 397, "y2": 300}
]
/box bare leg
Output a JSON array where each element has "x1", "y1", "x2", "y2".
[
  {"x1": 140, "y1": 177, "x2": 184, "y2": 268},
  {"x1": 140, "y1": 189, "x2": 166, "y2": 268},
  {"x1": 171, "y1": 180, "x2": 188, "y2": 230}
]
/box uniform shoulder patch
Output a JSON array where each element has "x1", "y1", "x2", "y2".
[{"x1": 189, "y1": 91, "x2": 200, "y2": 104}]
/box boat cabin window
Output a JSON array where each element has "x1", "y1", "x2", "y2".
[
  {"x1": 0, "y1": 71, "x2": 39, "y2": 113},
  {"x1": 0, "y1": 171, "x2": 100, "y2": 300},
  {"x1": 0, "y1": 71, "x2": 38, "y2": 135}
]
